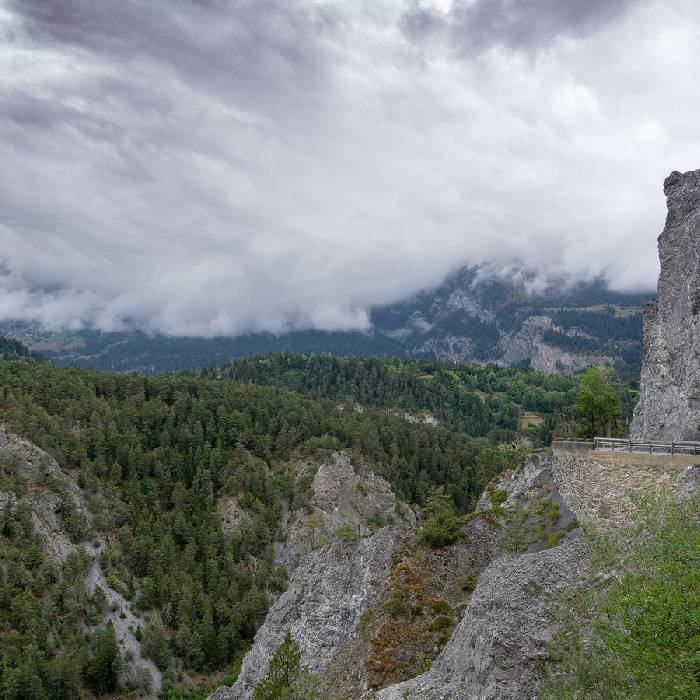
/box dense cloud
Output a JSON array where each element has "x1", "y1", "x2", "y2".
[
  {"x1": 1, "y1": 0, "x2": 699, "y2": 335},
  {"x1": 402, "y1": 0, "x2": 644, "y2": 51}
]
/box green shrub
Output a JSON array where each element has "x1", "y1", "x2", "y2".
[
  {"x1": 430, "y1": 599, "x2": 453, "y2": 616},
  {"x1": 500, "y1": 502, "x2": 529, "y2": 554},
  {"x1": 542, "y1": 493, "x2": 700, "y2": 699},
  {"x1": 457, "y1": 572, "x2": 478, "y2": 593},
  {"x1": 545, "y1": 530, "x2": 563, "y2": 548},
  {"x1": 422, "y1": 487, "x2": 459, "y2": 547},
  {"x1": 382, "y1": 591, "x2": 409, "y2": 617},
  {"x1": 491, "y1": 489, "x2": 508, "y2": 506},
  {"x1": 335, "y1": 521, "x2": 359, "y2": 542}
]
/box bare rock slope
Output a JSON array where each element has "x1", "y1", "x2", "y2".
[
  {"x1": 632, "y1": 169, "x2": 700, "y2": 440},
  {"x1": 209, "y1": 441, "x2": 700, "y2": 700},
  {"x1": 209, "y1": 450, "x2": 591, "y2": 700},
  {"x1": 376, "y1": 538, "x2": 588, "y2": 700},
  {"x1": 213, "y1": 528, "x2": 400, "y2": 700},
  {"x1": 211, "y1": 453, "x2": 409, "y2": 700},
  {"x1": 278, "y1": 451, "x2": 414, "y2": 571}
]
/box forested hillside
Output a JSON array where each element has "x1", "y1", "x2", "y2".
[
  {"x1": 0, "y1": 356, "x2": 570, "y2": 698},
  {"x1": 0, "y1": 335, "x2": 42, "y2": 362},
  {"x1": 216, "y1": 353, "x2": 630, "y2": 441}
]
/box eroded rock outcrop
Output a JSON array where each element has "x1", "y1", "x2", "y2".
[
  {"x1": 211, "y1": 452, "x2": 413, "y2": 700},
  {"x1": 211, "y1": 527, "x2": 401, "y2": 700},
  {"x1": 376, "y1": 538, "x2": 588, "y2": 700},
  {"x1": 632, "y1": 169, "x2": 700, "y2": 441},
  {"x1": 209, "y1": 442, "x2": 697, "y2": 700},
  {"x1": 278, "y1": 452, "x2": 414, "y2": 571}
]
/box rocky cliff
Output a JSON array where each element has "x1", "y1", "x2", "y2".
[
  {"x1": 209, "y1": 445, "x2": 698, "y2": 700},
  {"x1": 211, "y1": 453, "x2": 412, "y2": 700},
  {"x1": 632, "y1": 169, "x2": 700, "y2": 441}
]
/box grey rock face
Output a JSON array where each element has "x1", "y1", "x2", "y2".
[
  {"x1": 210, "y1": 452, "x2": 411, "y2": 700},
  {"x1": 210, "y1": 527, "x2": 401, "y2": 700},
  {"x1": 209, "y1": 443, "x2": 694, "y2": 700},
  {"x1": 632, "y1": 169, "x2": 700, "y2": 441},
  {"x1": 371, "y1": 453, "x2": 584, "y2": 700},
  {"x1": 529, "y1": 342, "x2": 609, "y2": 375},
  {"x1": 216, "y1": 495, "x2": 251, "y2": 541},
  {"x1": 376, "y1": 539, "x2": 589, "y2": 700},
  {"x1": 279, "y1": 452, "x2": 414, "y2": 571}
]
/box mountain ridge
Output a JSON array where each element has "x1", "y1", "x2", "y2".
[{"x1": 1, "y1": 267, "x2": 651, "y2": 377}]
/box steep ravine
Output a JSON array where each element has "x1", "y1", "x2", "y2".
[{"x1": 209, "y1": 447, "x2": 698, "y2": 700}]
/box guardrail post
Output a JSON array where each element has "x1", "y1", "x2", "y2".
[
  {"x1": 671, "y1": 441, "x2": 674, "y2": 455},
  {"x1": 629, "y1": 438, "x2": 632, "y2": 453}
]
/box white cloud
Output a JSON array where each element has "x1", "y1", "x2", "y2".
[{"x1": 1, "y1": 0, "x2": 699, "y2": 336}]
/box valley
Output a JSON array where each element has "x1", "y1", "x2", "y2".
[{"x1": 0, "y1": 350, "x2": 580, "y2": 698}]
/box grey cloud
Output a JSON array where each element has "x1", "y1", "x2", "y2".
[
  {"x1": 0, "y1": 0, "x2": 698, "y2": 336},
  {"x1": 10, "y1": 0, "x2": 335, "y2": 116},
  {"x1": 403, "y1": 0, "x2": 646, "y2": 51}
]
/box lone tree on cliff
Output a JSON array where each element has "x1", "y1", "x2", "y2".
[
  {"x1": 574, "y1": 366, "x2": 621, "y2": 438},
  {"x1": 422, "y1": 486, "x2": 460, "y2": 547},
  {"x1": 252, "y1": 631, "x2": 317, "y2": 700}
]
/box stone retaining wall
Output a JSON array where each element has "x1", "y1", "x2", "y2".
[{"x1": 550, "y1": 446, "x2": 696, "y2": 529}]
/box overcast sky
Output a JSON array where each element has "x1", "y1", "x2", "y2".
[{"x1": 1, "y1": 0, "x2": 700, "y2": 336}]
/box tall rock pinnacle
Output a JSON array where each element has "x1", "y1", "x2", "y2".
[{"x1": 631, "y1": 169, "x2": 700, "y2": 441}]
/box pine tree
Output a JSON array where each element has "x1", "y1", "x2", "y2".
[
  {"x1": 85, "y1": 623, "x2": 120, "y2": 695},
  {"x1": 422, "y1": 486, "x2": 459, "y2": 547},
  {"x1": 252, "y1": 631, "x2": 317, "y2": 700},
  {"x1": 574, "y1": 366, "x2": 622, "y2": 437}
]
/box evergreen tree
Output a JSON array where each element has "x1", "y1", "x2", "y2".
[
  {"x1": 141, "y1": 616, "x2": 170, "y2": 671},
  {"x1": 574, "y1": 366, "x2": 621, "y2": 437},
  {"x1": 252, "y1": 631, "x2": 317, "y2": 700},
  {"x1": 85, "y1": 623, "x2": 120, "y2": 695},
  {"x1": 422, "y1": 486, "x2": 459, "y2": 547}
]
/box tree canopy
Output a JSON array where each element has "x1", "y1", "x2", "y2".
[{"x1": 574, "y1": 365, "x2": 622, "y2": 437}]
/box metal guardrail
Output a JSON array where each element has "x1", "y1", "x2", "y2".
[{"x1": 594, "y1": 436, "x2": 700, "y2": 455}]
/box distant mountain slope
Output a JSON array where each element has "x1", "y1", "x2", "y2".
[
  {"x1": 371, "y1": 268, "x2": 650, "y2": 378},
  {"x1": 0, "y1": 334, "x2": 43, "y2": 362},
  {"x1": 0, "y1": 267, "x2": 652, "y2": 377}
]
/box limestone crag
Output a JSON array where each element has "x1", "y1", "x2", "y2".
[
  {"x1": 376, "y1": 538, "x2": 588, "y2": 700},
  {"x1": 209, "y1": 441, "x2": 697, "y2": 700},
  {"x1": 529, "y1": 342, "x2": 610, "y2": 375},
  {"x1": 632, "y1": 169, "x2": 700, "y2": 441},
  {"x1": 210, "y1": 527, "x2": 401, "y2": 700},
  {"x1": 211, "y1": 452, "x2": 413, "y2": 700},
  {"x1": 216, "y1": 495, "x2": 251, "y2": 541},
  {"x1": 278, "y1": 452, "x2": 414, "y2": 571}
]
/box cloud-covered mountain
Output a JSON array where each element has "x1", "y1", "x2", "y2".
[{"x1": 2, "y1": 266, "x2": 652, "y2": 377}]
